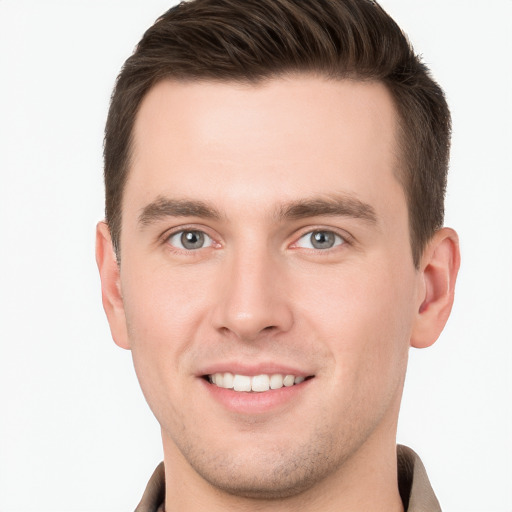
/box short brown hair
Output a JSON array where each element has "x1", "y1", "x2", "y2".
[{"x1": 104, "y1": 0, "x2": 451, "y2": 266}]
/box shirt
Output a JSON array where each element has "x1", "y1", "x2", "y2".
[{"x1": 135, "y1": 444, "x2": 441, "y2": 511}]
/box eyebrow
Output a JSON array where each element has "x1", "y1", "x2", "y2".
[
  {"x1": 138, "y1": 196, "x2": 222, "y2": 226},
  {"x1": 276, "y1": 195, "x2": 377, "y2": 224},
  {"x1": 137, "y1": 193, "x2": 377, "y2": 227}
]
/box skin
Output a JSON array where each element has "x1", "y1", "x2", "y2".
[{"x1": 96, "y1": 76, "x2": 460, "y2": 511}]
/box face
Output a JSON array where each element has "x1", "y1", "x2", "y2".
[{"x1": 112, "y1": 77, "x2": 424, "y2": 498}]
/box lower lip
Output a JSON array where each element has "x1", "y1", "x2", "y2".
[{"x1": 201, "y1": 378, "x2": 312, "y2": 414}]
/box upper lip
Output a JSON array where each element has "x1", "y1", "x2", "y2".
[{"x1": 196, "y1": 362, "x2": 313, "y2": 378}]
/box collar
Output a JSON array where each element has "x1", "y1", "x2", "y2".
[{"x1": 397, "y1": 445, "x2": 441, "y2": 511}]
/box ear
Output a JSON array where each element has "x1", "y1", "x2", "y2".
[
  {"x1": 95, "y1": 221, "x2": 131, "y2": 350},
  {"x1": 411, "y1": 227, "x2": 460, "y2": 349}
]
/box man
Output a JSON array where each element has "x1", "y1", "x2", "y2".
[{"x1": 96, "y1": 0, "x2": 460, "y2": 510}]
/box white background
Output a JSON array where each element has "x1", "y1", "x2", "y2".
[{"x1": 0, "y1": 1, "x2": 510, "y2": 511}]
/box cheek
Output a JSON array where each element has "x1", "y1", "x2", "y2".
[
  {"x1": 119, "y1": 260, "x2": 213, "y2": 407},
  {"x1": 121, "y1": 258, "x2": 210, "y2": 344},
  {"x1": 121, "y1": 301, "x2": 206, "y2": 440},
  {"x1": 294, "y1": 257, "x2": 416, "y2": 385}
]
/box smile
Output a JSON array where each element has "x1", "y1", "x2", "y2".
[{"x1": 207, "y1": 373, "x2": 308, "y2": 392}]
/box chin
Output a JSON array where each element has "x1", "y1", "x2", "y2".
[
  {"x1": 193, "y1": 459, "x2": 327, "y2": 500},
  {"x1": 180, "y1": 432, "x2": 344, "y2": 501}
]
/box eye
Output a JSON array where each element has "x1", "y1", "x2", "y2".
[
  {"x1": 167, "y1": 230, "x2": 213, "y2": 250},
  {"x1": 295, "y1": 230, "x2": 345, "y2": 250}
]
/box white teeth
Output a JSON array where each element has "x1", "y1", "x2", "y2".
[
  {"x1": 251, "y1": 374, "x2": 270, "y2": 392},
  {"x1": 283, "y1": 375, "x2": 295, "y2": 387},
  {"x1": 208, "y1": 372, "x2": 308, "y2": 392},
  {"x1": 233, "y1": 374, "x2": 252, "y2": 392},
  {"x1": 269, "y1": 374, "x2": 284, "y2": 389},
  {"x1": 222, "y1": 372, "x2": 234, "y2": 389}
]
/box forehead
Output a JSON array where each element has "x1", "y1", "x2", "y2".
[{"x1": 126, "y1": 76, "x2": 403, "y2": 220}]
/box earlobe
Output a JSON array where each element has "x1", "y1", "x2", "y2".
[
  {"x1": 95, "y1": 221, "x2": 131, "y2": 350},
  {"x1": 411, "y1": 228, "x2": 460, "y2": 349}
]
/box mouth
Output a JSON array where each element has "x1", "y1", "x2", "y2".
[{"x1": 204, "y1": 372, "x2": 313, "y2": 393}]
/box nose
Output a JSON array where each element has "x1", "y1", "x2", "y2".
[{"x1": 212, "y1": 248, "x2": 294, "y2": 341}]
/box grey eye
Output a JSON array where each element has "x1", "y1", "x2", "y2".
[
  {"x1": 168, "y1": 230, "x2": 213, "y2": 250},
  {"x1": 296, "y1": 230, "x2": 344, "y2": 250}
]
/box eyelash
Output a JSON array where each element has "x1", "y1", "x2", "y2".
[
  {"x1": 161, "y1": 225, "x2": 220, "y2": 254},
  {"x1": 161, "y1": 226, "x2": 353, "y2": 254},
  {"x1": 291, "y1": 229, "x2": 348, "y2": 251}
]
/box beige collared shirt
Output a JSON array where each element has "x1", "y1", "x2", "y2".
[{"x1": 135, "y1": 445, "x2": 441, "y2": 511}]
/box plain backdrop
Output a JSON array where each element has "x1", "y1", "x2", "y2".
[{"x1": 0, "y1": 1, "x2": 511, "y2": 511}]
